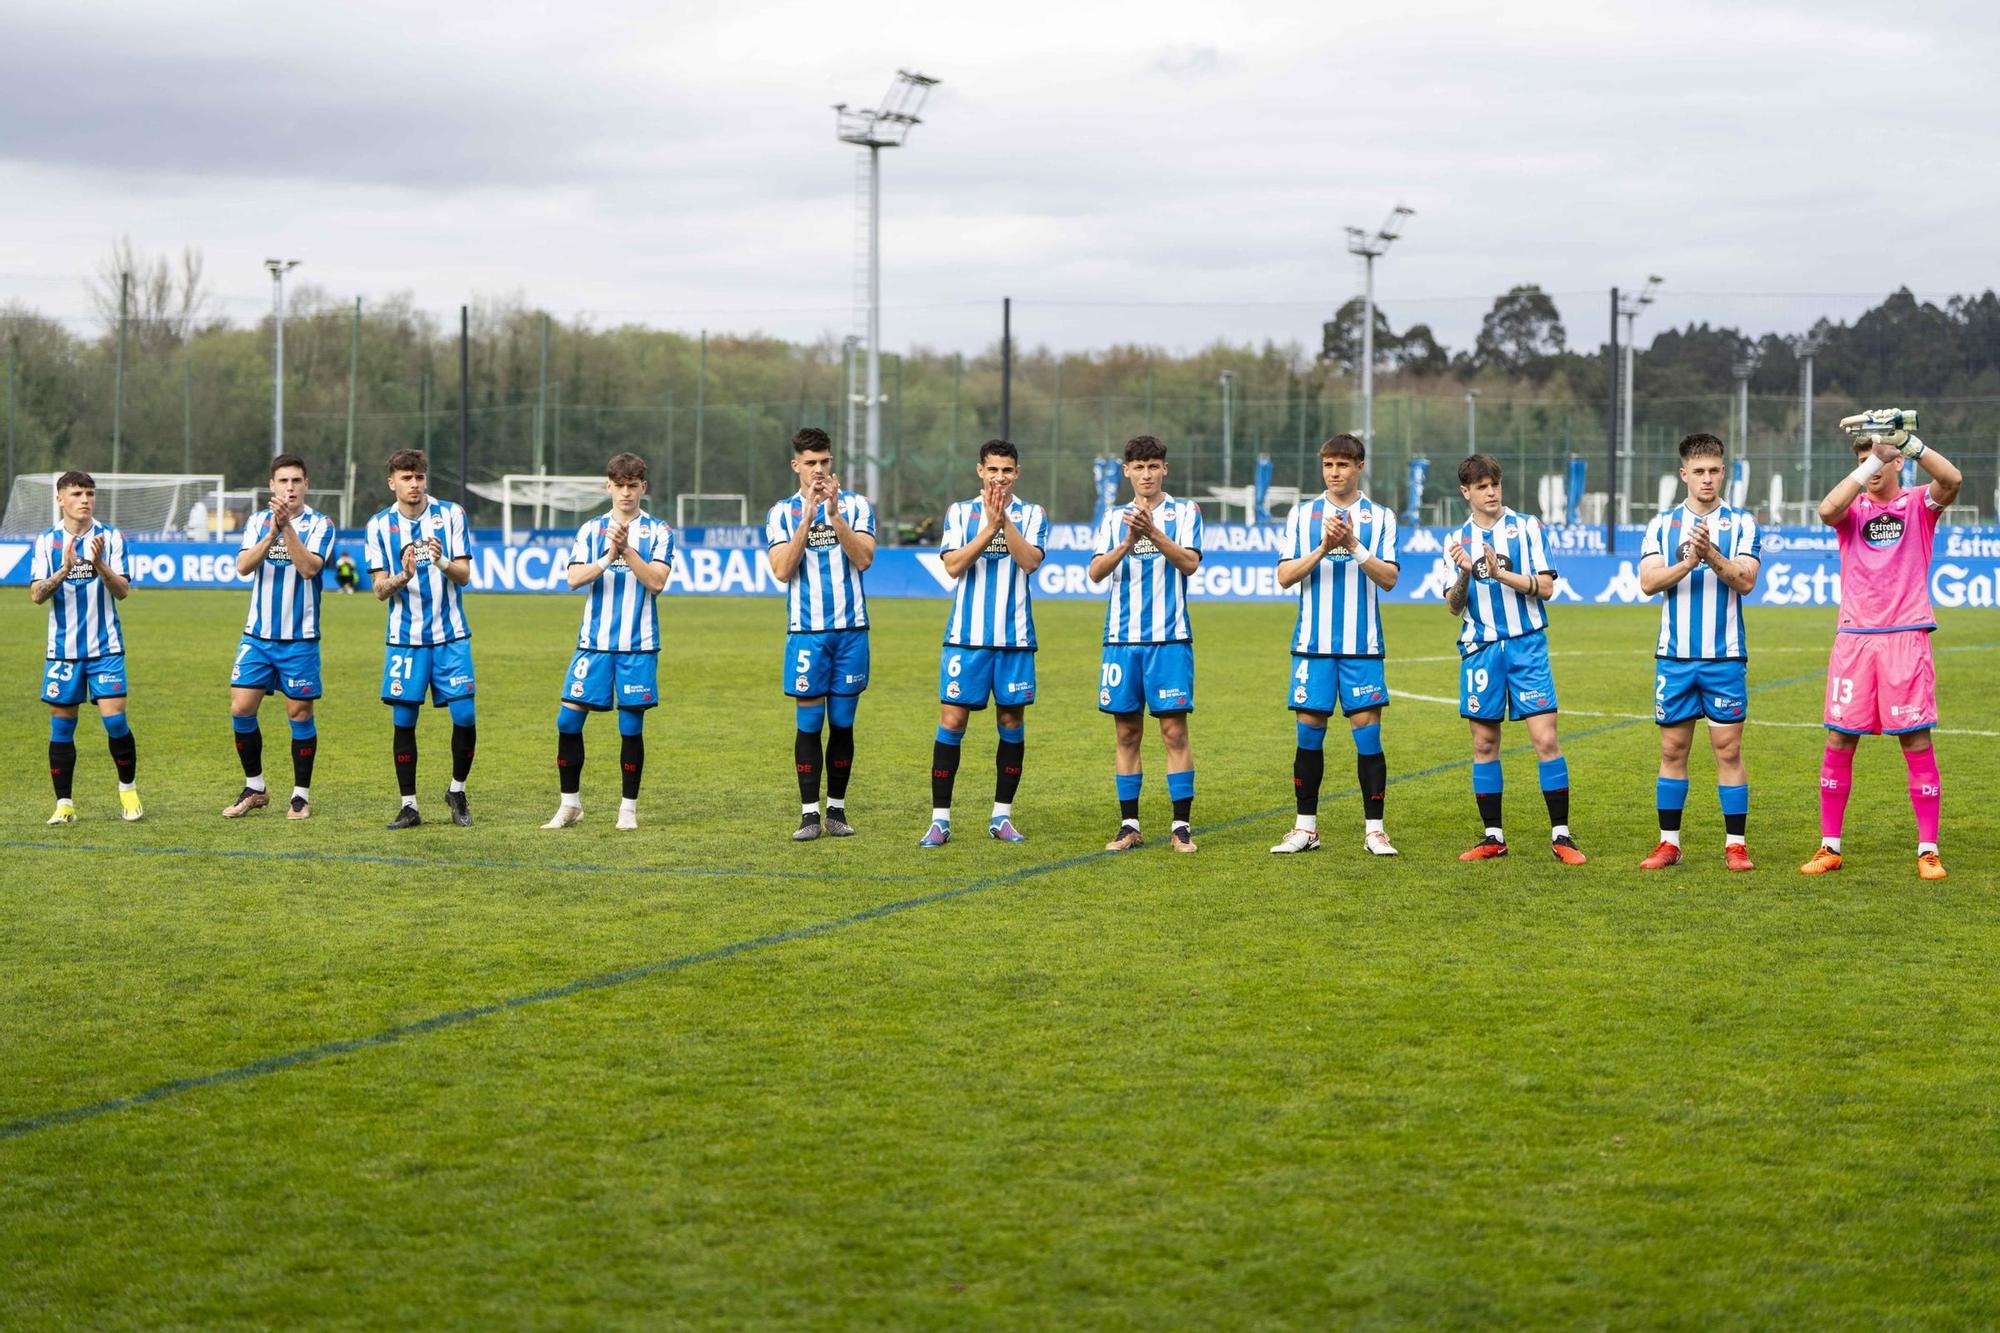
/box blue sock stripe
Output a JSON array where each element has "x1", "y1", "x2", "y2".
[
  {"x1": 1537, "y1": 756, "x2": 1569, "y2": 792},
  {"x1": 101, "y1": 712, "x2": 131, "y2": 739},
  {"x1": 1295, "y1": 722, "x2": 1326, "y2": 752},
  {"x1": 392, "y1": 703, "x2": 421, "y2": 728},
  {"x1": 1167, "y1": 769, "x2": 1195, "y2": 801},
  {"x1": 1471, "y1": 760, "x2": 1503, "y2": 795},
  {"x1": 618, "y1": 709, "x2": 645, "y2": 737},
  {"x1": 1718, "y1": 783, "x2": 1750, "y2": 816},
  {"x1": 51, "y1": 716, "x2": 78, "y2": 743},
  {"x1": 1656, "y1": 777, "x2": 1690, "y2": 810},
  {"x1": 935, "y1": 726, "x2": 964, "y2": 747},
  {"x1": 556, "y1": 707, "x2": 586, "y2": 734},
  {"x1": 997, "y1": 725, "x2": 1024, "y2": 744},
  {"x1": 231, "y1": 714, "x2": 259, "y2": 735},
  {"x1": 796, "y1": 702, "x2": 827, "y2": 734},
  {"x1": 288, "y1": 720, "x2": 316, "y2": 741},
  {"x1": 447, "y1": 698, "x2": 477, "y2": 728},
  {"x1": 1115, "y1": 772, "x2": 1143, "y2": 801},
  {"x1": 1352, "y1": 723, "x2": 1382, "y2": 756},
  {"x1": 828, "y1": 695, "x2": 858, "y2": 728}
]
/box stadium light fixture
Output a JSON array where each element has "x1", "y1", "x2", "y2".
[
  {"x1": 1615, "y1": 274, "x2": 1662, "y2": 522},
  {"x1": 1219, "y1": 370, "x2": 1235, "y2": 489},
  {"x1": 1465, "y1": 389, "x2": 1480, "y2": 451},
  {"x1": 264, "y1": 258, "x2": 301, "y2": 459},
  {"x1": 1793, "y1": 331, "x2": 1827, "y2": 501},
  {"x1": 1730, "y1": 344, "x2": 1763, "y2": 455},
  {"x1": 835, "y1": 68, "x2": 940, "y2": 504},
  {"x1": 1343, "y1": 204, "x2": 1413, "y2": 451}
]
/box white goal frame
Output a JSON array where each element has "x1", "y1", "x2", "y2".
[
  {"x1": 675, "y1": 493, "x2": 750, "y2": 528},
  {"x1": 475, "y1": 474, "x2": 614, "y2": 544},
  {"x1": 3, "y1": 471, "x2": 225, "y2": 537}
]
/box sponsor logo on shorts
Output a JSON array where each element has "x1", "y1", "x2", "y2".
[
  {"x1": 1349, "y1": 684, "x2": 1375, "y2": 696},
  {"x1": 448, "y1": 674, "x2": 472, "y2": 688},
  {"x1": 843, "y1": 673, "x2": 866, "y2": 685},
  {"x1": 1007, "y1": 681, "x2": 1033, "y2": 692},
  {"x1": 1156, "y1": 688, "x2": 1185, "y2": 701},
  {"x1": 1890, "y1": 703, "x2": 1916, "y2": 718},
  {"x1": 1711, "y1": 696, "x2": 1741, "y2": 711},
  {"x1": 1516, "y1": 689, "x2": 1548, "y2": 708},
  {"x1": 285, "y1": 676, "x2": 314, "y2": 690},
  {"x1": 620, "y1": 683, "x2": 654, "y2": 700}
]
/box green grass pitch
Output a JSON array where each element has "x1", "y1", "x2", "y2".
[{"x1": 3, "y1": 589, "x2": 1998, "y2": 1326}]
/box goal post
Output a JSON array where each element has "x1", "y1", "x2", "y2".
[
  {"x1": 471, "y1": 475, "x2": 615, "y2": 544},
  {"x1": 674, "y1": 493, "x2": 750, "y2": 528},
  {"x1": 1, "y1": 472, "x2": 225, "y2": 537}
]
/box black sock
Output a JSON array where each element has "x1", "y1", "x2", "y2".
[
  {"x1": 1293, "y1": 747, "x2": 1324, "y2": 816},
  {"x1": 1660, "y1": 803, "x2": 1684, "y2": 833},
  {"x1": 996, "y1": 737, "x2": 1025, "y2": 805},
  {"x1": 796, "y1": 729, "x2": 823, "y2": 805},
  {"x1": 1724, "y1": 811, "x2": 1747, "y2": 838},
  {"x1": 451, "y1": 724, "x2": 476, "y2": 783},
  {"x1": 1358, "y1": 751, "x2": 1387, "y2": 822},
  {"x1": 107, "y1": 729, "x2": 137, "y2": 785},
  {"x1": 235, "y1": 724, "x2": 263, "y2": 781},
  {"x1": 557, "y1": 730, "x2": 584, "y2": 794},
  {"x1": 1476, "y1": 791, "x2": 1504, "y2": 830},
  {"x1": 50, "y1": 741, "x2": 76, "y2": 800},
  {"x1": 620, "y1": 734, "x2": 644, "y2": 800},
  {"x1": 1543, "y1": 786, "x2": 1570, "y2": 830},
  {"x1": 826, "y1": 724, "x2": 855, "y2": 803},
  {"x1": 1171, "y1": 796, "x2": 1192, "y2": 824},
  {"x1": 393, "y1": 725, "x2": 418, "y2": 797},
  {"x1": 291, "y1": 733, "x2": 317, "y2": 790},
  {"x1": 1119, "y1": 791, "x2": 1141, "y2": 822},
  {"x1": 931, "y1": 741, "x2": 961, "y2": 810}
]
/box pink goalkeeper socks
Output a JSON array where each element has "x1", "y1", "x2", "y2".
[
  {"x1": 1904, "y1": 745, "x2": 1942, "y2": 845},
  {"x1": 1819, "y1": 745, "x2": 1855, "y2": 841}
]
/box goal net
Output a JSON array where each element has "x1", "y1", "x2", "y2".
[
  {"x1": 1, "y1": 472, "x2": 226, "y2": 537},
  {"x1": 470, "y1": 475, "x2": 614, "y2": 544},
  {"x1": 674, "y1": 493, "x2": 750, "y2": 528}
]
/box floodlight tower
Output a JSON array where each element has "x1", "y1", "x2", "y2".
[
  {"x1": 1343, "y1": 204, "x2": 1413, "y2": 447},
  {"x1": 265, "y1": 258, "x2": 301, "y2": 458},
  {"x1": 1616, "y1": 275, "x2": 1662, "y2": 522},
  {"x1": 835, "y1": 68, "x2": 940, "y2": 502},
  {"x1": 1730, "y1": 344, "x2": 1763, "y2": 454},
  {"x1": 1793, "y1": 331, "x2": 1826, "y2": 500}
]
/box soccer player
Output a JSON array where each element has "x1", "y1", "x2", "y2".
[
  {"x1": 1802, "y1": 413, "x2": 1962, "y2": 880},
  {"x1": 544, "y1": 452, "x2": 675, "y2": 832},
  {"x1": 1637, "y1": 433, "x2": 1762, "y2": 871},
  {"x1": 366, "y1": 449, "x2": 477, "y2": 829},
  {"x1": 1270, "y1": 434, "x2": 1401, "y2": 856},
  {"x1": 28, "y1": 471, "x2": 140, "y2": 824},
  {"x1": 1088, "y1": 434, "x2": 1204, "y2": 853},
  {"x1": 1444, "y1": 453, "x2": 1585, "y2": 864},
  {"x1": 224, "y1": 454, "x2": 335, "y2": 819},
  {"x1": 334, "y1": 549, "x2": 360, "y2": 594},
  {"x1": 921, "y1": 439, "x2": 1049, "y2": 847},
  {"x1": 765, "y1": 426, "x2": 876, "y2": 841}
]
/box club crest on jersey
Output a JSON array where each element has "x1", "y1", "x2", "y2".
[
  {"x1": 1863, "y1": 513, "x2": 1905, "y2": 548},
  {"x1": 1714, "y1": 516, "x2": 1734, "y2": 531},
  {"x1": 1499, "y1": 523, "x2": 1517, "y2": 539}
]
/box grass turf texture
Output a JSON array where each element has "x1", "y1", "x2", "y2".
[{"x1": 3, "y1": 589, "x2": 1998, "y2": 1326}]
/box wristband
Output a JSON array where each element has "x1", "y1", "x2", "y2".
[
  {"x1": 1900, "y1": 434, "x2": 1927, "y2": 460},
  {"x1": 1848, "y1": 454, "x2": 1887, "y2": 486}
]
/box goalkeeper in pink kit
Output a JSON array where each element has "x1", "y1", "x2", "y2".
[{"x1": 1803, "y1": 409, "x2": 1962, "y2": 880}]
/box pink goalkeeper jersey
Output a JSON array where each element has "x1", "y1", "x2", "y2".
[{"x1": 1833, "y1": 485, "x2": 1942, "y2": 633}]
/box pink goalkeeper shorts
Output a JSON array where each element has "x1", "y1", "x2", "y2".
[{"x1": 1824, "y1": 629, "x2": 1936, "y2": 735}]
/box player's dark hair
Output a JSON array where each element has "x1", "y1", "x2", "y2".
[
  {"x1": 792, "y1": 427, "x2": 832, "y2": 455},
  {"x1": 1678, "y1": 433, "x2": 1725, "y2": 461},
  {"x1": 386, "y1": 448, "x2": 427, "y2": 476},
  {"x1": 55, "y1": 470, "x2": 95, "y2": 492},
  {"x1": 1320, "y1": 433, "x2": 1365, "y2": 463},
  {"x1": 605, "y1": 452, "x2": 648, "y2": 483},
  {"x1": 270, "y1": 453, "x2": 308, "y2": 479},
  {"x1": 1457, "y1": 453, "x2": 1503, "y2": 486},
  {"x1": 1123, "y1": 434, "x2": 1167, "y2": 463},
  {"x1": 979, "y1": 439, "x2": 1019, "y2": 465}
]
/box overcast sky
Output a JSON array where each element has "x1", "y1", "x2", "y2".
[{"x1": 1, "y1": 0, "x2": 1992, "y2": 357}]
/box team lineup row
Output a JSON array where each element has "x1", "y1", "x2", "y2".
[{"x1": 28, "y1": 411, "x2": 1960, "y2": 875}]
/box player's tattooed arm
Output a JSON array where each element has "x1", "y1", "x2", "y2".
[
  {"x1": 1445, "y1": 567, "x2": 1471, "y2": 616},
  {"x1": 28, "y1": 540, "x2": 76, "y2": 604}
]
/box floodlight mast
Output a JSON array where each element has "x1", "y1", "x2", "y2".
[
  {"x1": 834, "y1": 68, "x2": 939, "y2": 504},
  {"x1": 1344, "y1": 205, "x2": 1412, "y2": 454},
  {"x1": 1616, "y1": 274, "x2": 1662, "y2": 522},
  {"x1": 1731, "y1": 345, "x2": 1763, "y2": 455},
  {"x1": 264, "y1": 258, "x2": 301, "y2": 458},
  {"x1": 1793, "y1": 331, "x2": 1826, "y2": 500}
]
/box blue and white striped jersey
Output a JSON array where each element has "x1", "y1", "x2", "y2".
[
  {"x1": 568, "y1": 511, "x2": 675, "y2": 653},
  {"x1": 365, "y1": 498, "x2": 472, "y2": 647},
  {"x1": 1641, "y1": 502, "x2": 1761, "y2": 660},
  {"x1": 32, "y1": 522, "x2": 126, "y2": 660},
  {"x1": 240, "y1": 506, "x2": 336, "y2": 642},
  {"x1": 1453, "y1": 507, "x2": 1553, "y2": 648},
  {"x1": 764, "y1": 491, "x2": 874, "y2": 632},
  {"x1": 1282, "y1": 494, "x2": 1399, "y2": 657},
  {"x1": 940, "y1": 495, "x2": 1050, "y2": 650},
  {"x1": 1092, "y1": 495, "x2": 1203, "y2": 645}
]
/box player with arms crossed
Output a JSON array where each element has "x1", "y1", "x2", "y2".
[
  {"x1": 366, "y1": 449, "x2": 477, "y2": 829},
  {"x1": 545, "y1": 453, "x2": 675, "y2": 831},
  {"x1": 765, "y1": 427, "x2": 876, "y2": 840},
  {"x1": 1637, "y1": 433, "x2": 1762, "y2": 870},
  {"x1": 922, "y1": 440, "x2": 1049, "y2": 847},
  {"x1": 1088, "y1": 434, "x2": 1204, "y2": 853},
  {"x1": 224, "y1": 454, "x2": 334, "y2": 819},
  {"x1": 1445, "y1": 453, "x2": 1585, "y2": 863},
  {"x1": 1270, "y1": 434, "x2": 1401, "y2": 856},
  {"x1": 28, "y1": 471, "x2": 141, "y2": 823},
  {"x1": 1803, "y1": 409, "x2": 1962, "y2": 880}
]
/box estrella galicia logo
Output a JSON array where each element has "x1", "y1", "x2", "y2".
[
  {"x1": 806, "y1": 523, "x2": 838, "y2": 550},
  {"x1": 1863, "y1": 513, "x2": 1906, "y2": 549}
]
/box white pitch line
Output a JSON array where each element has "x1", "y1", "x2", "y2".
[{"x1": 1393, "y1": 691, "x2": 2000, "y2": 737}]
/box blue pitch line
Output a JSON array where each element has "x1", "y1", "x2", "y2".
[
  {"x1": 0, "y1": 841, "x2": 929, "y2": 885},
  {"x1": 0, "y1": 666, "x2": 1836, "y2": 1145}
]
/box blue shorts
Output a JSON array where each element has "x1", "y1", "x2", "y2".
[
  {"x1": 42, "y1": 655, "x2": 127, "y2": 706},
  {"x1": 940, "y1": 646, "x2": 1036, "y2": 710},
  {"x1": 1654, "y1": 658, "x2": 1748, "y2": 726},
  {"x1": 232, "y1": 637, "x2": 323, "y2": 700},
  {"x1": 562, "y1": 649, "x2": 661, "y2": 711},
  {"x1": 1459, "y1": 632, "x2": 1558, "y2": 722},
  {"x1": 784, "y1": 629, "x2": 870, "y2": 698},
  {"x1": 1289, "y1": 655, "x2": 1389, "y2": 716},
  {"x1": 381, "y1": 639, "x2": 477, "y2": 707},
  {"x1": 1099, "y1": 642, "x2": 1194, "y2": 715}
]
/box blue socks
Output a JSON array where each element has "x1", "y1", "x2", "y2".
[
  {"x1": 447, "y1": 697, "x2": 477, "y2": 728},
  {"x1": 935, "y1": 725, "x2": 964, "y2": 747},
  {"x1": 51, "y1": 714, "x2": 78, "y2": 743},
  {"x1": 1537, "y1": 757, "x2": 1569, "y2": 792},
  {"x1": 556, "y1": 707, "x2": 587, "y2": 735},
  {"x1": 1718, "y1": 784, "x2": 1749, "y2": 816},
  {"x1": 288, "y1": 719, "x2": 315, "y2": 742},
  {"x1": 232, "y1": 714, "x2": 259, "y2": 736},
  {"x1": 1472, "y1": 760, "x2": 1503, "y2": 795},
  {"x1": 1296, "y1": 721, "x2": 1326, "y2": 751},
  {"x1": 101, "y1": 712, "x2": 130, "y2": 740},
  {"x1": 392, "y1": 702, "x2": 422, "y2": 729},
  {"x1": 1352, "y1": 723, "x2": 1382, "y2": 756},
  {"x1": 796, "y1": 701, "x2": 827, "y2": 734},
  {"x1": 829, "y1": 694, "x2": 858, "y2": 728},
  {"x1": 618, "y1": 708, "x2": 645, "y2": 737}
]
